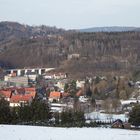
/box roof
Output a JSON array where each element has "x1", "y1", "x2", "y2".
[
  {"x1": 113, "y1": 119, "x2": 123, "y2": 124},
  {"x1": 16, "y1": 88, "x2": 25, "y2": 94},
  {"x1": 10, "y1": 94, "x2": 35, "y2": 103},
  {"x1": 0, "y1": 87, "x2": 36, "y2": 95},
  {"x1": 62, "y1": 92, "x2": 69, "y2": 97},
  {"x1": 5, "y1": 87, "x2": 17, "y2": 91},
  {"x1": 25, "y1": 87, "x2": 36, "y2": 92},
  {"x1": 49, "y1": 91, "x2": 61, "y2": 98},
  {"x1": 0, "y1": 87, "x2": 36, "y2": 102},
  {"x1": 76, "y1": 89, "x2": 83, "y2": 97},
  {"x1": 25, "y1": 87, "x2": 36, "y2": 95},
  {"x1": 25, "y1": 92, "x2": 36, "y2": 98},
  {"x1": 0, "y1": 90, "x2": 12, "y2": 98}
]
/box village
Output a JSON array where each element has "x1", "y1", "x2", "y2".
[{"x1": 0, "y1": 67, "x2": 140, "y2": 128}]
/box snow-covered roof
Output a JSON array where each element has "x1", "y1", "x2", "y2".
[{"x1": 120, "y1": 100, "x2": 140, "y2": 105}]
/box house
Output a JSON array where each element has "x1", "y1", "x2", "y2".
[
  {"x1": 44, "y1": 72, "x2": 67, "y2": 80},
  {"x1": 50, "y1": 103, "x2": 67, "y2": 112},
  {"x1": 10, "y1": 92, "x2": 36, "y2": 107},
  {"x1": 0, "y1": 87, "x2": 36, "y2": 107},
  {"x1": 111, "y1": 119, "x2": 124, "y2": 128},
  {"x1": 68, "y1": 54, "x2": 80, "y2": 60},
  {"x1": 79, "y1": 96, "x2": 88, "y2": 103},
  {"x1": 50, "y1": 102, "x2": 73, "y2": 113},
  {"x1": 49, "y1": 91, "x2": 62, "y2": 102},
  {"x1": 111, "y1": 119, "x2": 131, "y2": 129},
  {"x1": 53, "y1": 73, "x2": 67, "y2": 79},
  {"x1": 76, "y1": 80, "x2": 85, "y2": 88},
  {"x1": 0, "y1": 89, "x2": 12, "y2": 101},
  {"x1": 55, "y1": 79, "x2": 68, "y2": 90},
  {"x1": 25, "y1": 72, "x2": 38, "y2": 82},
  {"x1": 44, "y1": 74, "x2": 53, "y2": 79}
]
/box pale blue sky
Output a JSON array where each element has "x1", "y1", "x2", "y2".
[{"x1": 0, "y1": 0, "x2": 140, "y2": 29}]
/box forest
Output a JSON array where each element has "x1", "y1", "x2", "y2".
[{"x1": 0, "y1": 22, "x2": 140, "y2": 78}]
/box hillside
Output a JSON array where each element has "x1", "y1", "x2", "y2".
[
  {"x1": 0, "y1": 21, "x2": 67, "y2": 68},
  {"x1": 0, "y1": 22, "x2": 140, "y2": 77},
  {"x1": 0, "y1": 125, "x2": 140, "y2": 140}
]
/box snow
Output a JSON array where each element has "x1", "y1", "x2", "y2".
[
  {"x1": 0, "y1": 125, "x2": 140, "y2": 140},
  {"x1": 85, "y1": 112, "x2": 128, "y2": 122},
  {"x1": 120, "y1": 99, "x2": 140, "y2": 105}
]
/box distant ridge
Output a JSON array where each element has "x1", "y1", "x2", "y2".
[
  {"x1": 134, "y1": 28, "x2": 140, "y2": 31},
  {"x1": 79, "y1": 26, "x2": 140, "y2": 32}
]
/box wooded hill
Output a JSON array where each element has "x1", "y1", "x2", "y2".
[{"x1": 0, "y1": 22, "x2": 140, "y2": 78}]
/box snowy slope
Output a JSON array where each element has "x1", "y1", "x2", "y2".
[{"x1": 0, "y1": 125, "x2": 140, "y2": 140}]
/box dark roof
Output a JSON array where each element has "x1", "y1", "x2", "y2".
[{"x1": 113, "y1": 119, "x2": 123, "y2": 124}]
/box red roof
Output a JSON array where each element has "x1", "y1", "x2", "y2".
[
  {"x1": 3, "y1": 87, "x2": 25, "y2": 94},
  {"x1": 25, "y1": 92, "x2": 36, "y2": 98},
  {"x1": 76, "y1": 89, "x2": 83, "y2": 97},
  {"x1": 10, "y1": 94, "x2": 35, "y2": 103},
  {"x1": 25, "y1": 87, "x2": 36, "y2": 92},
  {"x1": 2, "y1": 87, "x2": 36, "y2": 94},
  {"x1": 0, "y1": 87, "x2": 36, "y2": 103},
  {"x1": 49, "y1": 91, "x2": 61, "y2": 98},
  {"x1": 25, "y1": 87, "x2": 36, "y2": 94},
  {"x1": 0, "y1": 90, "x2": 12, "y2": 98}
]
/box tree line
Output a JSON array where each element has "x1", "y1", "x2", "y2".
[
  {"x1": 1, "y1": 97, "x2": 140, "y2": 127},
  {"x1": 0, "y1": 98, "x2": 88, "y2": 127},
  {"x1": 0, "y1": 98, "x2": 51, "y2": 124}
]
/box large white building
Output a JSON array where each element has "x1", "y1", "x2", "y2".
[{"x1": 4, "y1": 76, "x2": 29, "y2": 87}]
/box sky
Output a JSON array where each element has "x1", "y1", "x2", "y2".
[{"x1": 0, "y1": 0, "x2": 140, "y2": 29}]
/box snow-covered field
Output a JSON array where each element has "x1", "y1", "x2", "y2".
[{"x1": 0, "y1": 125, "x2": 140, "y2": 140}]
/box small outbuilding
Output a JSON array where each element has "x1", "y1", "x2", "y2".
[{"x1": 111, "y1": 119, "x2": 131, "y2": 129}]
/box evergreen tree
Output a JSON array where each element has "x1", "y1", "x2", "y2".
[
  {"x1": 19, "y1": 105, "x2": 32, "y2": 122},
  {"x1": 129, "y1": 104, "x2": 140, "y2": 126},
  {"x1": 64, "y1": 83, "x2": 69, "y2": 92},
  {"x1": 18, "y1": 98, "x2": 51, "y2": 124},
  {"x1": 60, "y1": 110, "x2": 85, "y2": 127},
  {"x1": 54, "y1": 112, "x2": 60, "y2": 125},
  {"x1": 30, "y1": 99, "x2": 51, "y2": 123},
  {"x1": 0, "y1": 98, "x2": 11, "y2": 124},
  {"x1": 11, "y1": 107, "x2": 20, "y2": 124},
  {"x1": 69, "y1": 80, "x2": 77, "y2": 97}
]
